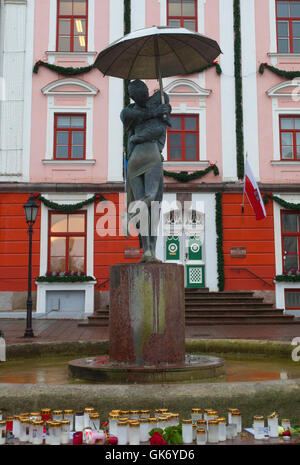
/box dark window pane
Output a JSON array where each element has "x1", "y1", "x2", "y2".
[
  {"x1": 297, "y1": 146, "x2": 300, "y2": 159},
  {"x1": 185, "y1": 133, "x2": 197, "y2": 147},
  {"x1": 169, "y1": 0, "x2": 181, "y2": 16},
  {"x1": 293, "y1": 38, "x2": 300, "y2": 51},
  {"x1": 283, "y1": 236, "x2": 298, "y2": 252},
  {"x1": 51, "y1": 215, "x2": 68, "y2": 233},
  {"x1": 72, "y1": 131, "x2": 84, "y2": 145},
  {"x1": 282, "y1": 146, "x2": 294, "y2": 159},
  {"x1": 281, "y1": 132, "x2": 293, "y2": 145},
  {"x1": 295, "y1": 119, "x2": 300, "y2": 129},
  {"x1": 73, "y1": 0, "x2": 87, "y2": 15},
  {"x1": 277, "y1": 2, "x2": 290, "y2": 17},
  {"x1": 71, "y1": 116, "x2": 85, "y2": 128},
  {"x1": 58, "y1": 36, "x2": 71, "y2": 52},
  {"x1": 170, "y1": 117, "x2": 182, "y2": 130},
  {"x1": 278, "y1": 21, "x2": 289, "y2": 36},
  {"x1": 278, "y1": 38, "x2": 290, "y2": 52},
  {"x1": 169, "y1": 147, "x2": 182, "y2": 160},
  {"x1": 57, "y1": 116, "x2": 71, "y2": 128},
  {"x1": 293, "y1": 21, "x2": 300, "y2": 36},
  {"x1": 170, "y1": 133, "x2": 181, "y2": 146},
  {"x1": 56, "y1": 146, "x2": 69, "y2": 158},
  {"x1": 281, "y1": 118, "x2": 294, "y2": 129},
  {"x1": 68, "y1": 214, "x2": 85, "y2": 232},
  {"x1": 50, "y1": 237, "x2": 66, "y2": 257},
  {"x1": 74, "y1": 19, "x2": 86, "y2": 35},
  {"x1": 185, "y1": 147, "x2": 197, "y2": 160},
  {"x1": 291, "y1": 2, "x2": 300, "y2": 17},
  {"x1": 57, "y1": 131, "x2": 69, "y2": 145},
  {"x1": 284, "y1": 254, "x2": 299, "y2": 271},
  {"x1": 285, "y1": 291, "x2": 300, "y2": 308},
  {"x1": 182, "y1": 0, "x2": 195, "y2": 16},
  {"x1": 71, "y1": 146, "x2": 84, "y2": 158},
  {"x1": 282, "y1": 214, "x2": 299, "y2": 232},
  {"x1": 169, "y1": 19, "x2": 181, "y2": 27},
  {"x1": 183, "y1": 20, "x2": 195, "y2": 31},
  {"x1": 73, "y1": 35, "x2": 86, "y2": 51},
  {"x1": 59, "y1": 19, "x2": 71, "y2": 35},
  {"x1": 184, "y1": 117, "x2": 197, "y2": 130},
  {"x1": 59, "y1": 0, "x2": 73, "y2": 15},
  {"x1": 296, "y1": 133, "x2": 300, "y2": 145}
]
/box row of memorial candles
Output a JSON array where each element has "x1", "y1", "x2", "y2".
[{"x1": 0, "y1": 408, "x2": 291, "y2": 445}]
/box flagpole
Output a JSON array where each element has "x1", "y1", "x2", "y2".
[{"x1": 242, "y1": 152, "x2": 247, "y2": 214}]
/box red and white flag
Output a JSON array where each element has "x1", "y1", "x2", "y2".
[{"x1": 243, "y1": 158, "x2": 266, "y2": 220}]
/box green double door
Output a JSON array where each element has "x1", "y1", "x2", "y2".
[{"x1": 165, "y1": 235, "x2": 205, "y2": 288}]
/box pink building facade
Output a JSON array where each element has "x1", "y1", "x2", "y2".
[{"x1": 0, "y1": 0, "x2": 300, "y2": 317}]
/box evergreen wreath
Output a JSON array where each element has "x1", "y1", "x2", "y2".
[
  {"x1": 163, "y1": 164, "x2": 219, "y2": 183},
  {"x1": 215, "y1": 192, "x2": 225, "y2": 291},
  {"x1": 35, "y1": 194, "x2": 107, "y2": 213},
  {"x1": 33, "y1": 60, "x2": 95, "y2": 76},
  {"x1": 275, "y1": 274, "x2": 300, "y2": 282},
  {"x1": 263, "y1": 193, "x2": 300, "y2": 211},
  {"x1": 259, "y1": 62, "x2": 300, "y2": 79}
]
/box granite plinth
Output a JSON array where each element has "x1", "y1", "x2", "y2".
[{"x1": 109, "y1": 263, "x2": 185, "y2": 366}]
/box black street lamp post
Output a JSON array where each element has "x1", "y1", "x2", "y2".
[{"x1": 23, "y1": 195, "x2": 39, "y2": 338}]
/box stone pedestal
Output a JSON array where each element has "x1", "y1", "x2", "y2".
[{"x1": 109, "y1": 263, "x2": 185, "y2": 365}]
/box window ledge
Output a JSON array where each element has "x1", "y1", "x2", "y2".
[
  {"x1": 268, "y1": 52, "x2": 300, "y2": 58},
  {"x1": 42, "y1": 159, "x2": 96, "y2": 165},
  {"x1": 163, "y1": 161, "x2": 209, "y2": 167},
  {"x1": 271, "y1": 160, "x2": 300, "y2": 166},
  {"x1": 46, "y1": 51, "x2": 97, "y2": 65}
]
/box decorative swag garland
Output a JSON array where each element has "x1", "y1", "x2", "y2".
[
  {"x1": 33, "y1": 60, "x2": 95, "y2": 76},
  {"x1": 263, "y1": 193, "x2": 300, "y2": 211},
  {"x1": 36, "y1": 193, "x2": 106, "y2": 213},
  {"x1": 259, "y1": 62, "x2": 300, "y2": 79},
  {"x1": 36, "y1": 274, "x2": 95, "y2": 283},
  {"x1": 163, "y1": 164, "x2": 219, "y2": 183},
  {"x1": 215, "y1": 192, "x2": 225, "y2": 292}
]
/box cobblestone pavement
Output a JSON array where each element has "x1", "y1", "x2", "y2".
[{"x1": 1, "y1": 318, "x2": 300, "y2": 345}]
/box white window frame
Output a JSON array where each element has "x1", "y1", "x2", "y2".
[
  {"x1": 48, "y1": 0, "x2": 95, "y2": 64},
  {"x1": 42, "y1": 78, "x2": 98, "y2": 163},
  {"x1": 267, "y1": 81, "x2": 300, "y2": 163},
  {"x1": 163, "y1": 78, "x2": 210, "y2": 165}
]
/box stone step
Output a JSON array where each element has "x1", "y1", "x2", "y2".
[
  {"x1": 185, "y1": 315, "x2": 298, "y2": 325},
  {"x1": 185, "y1": 302, "x2": 275, "y2": 309},
  {"x1": 185, "y1": 309, "x2": 284, "y2": 316}
]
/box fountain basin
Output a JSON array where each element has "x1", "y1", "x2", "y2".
[{"x1": 68, "y1": 354, "x2": 225, "y2": 383}]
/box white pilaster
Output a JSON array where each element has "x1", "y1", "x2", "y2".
[
  {"x1": 219, "y1": 0, "x2": 237, "y2": 181},
  {"x1": 241, "y1": 0, "x2": 260, "y2": 179},
  {"x1": 131, "y1": 0, "x2": 145, "y2": 31},
  {"x1": 107, "y1": 0, "x2": 124, "y2": 182}
]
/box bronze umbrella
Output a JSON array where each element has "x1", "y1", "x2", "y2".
[{"x1": 94, "y1": 25, "x2": 222, "y2": 103}]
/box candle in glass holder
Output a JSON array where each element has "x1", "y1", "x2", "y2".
[
  {"x1": 196, "y1": 428, "x2": 207, "y2": 445},
  {"x1": 253, "y1": 416, "x2": 265, "y2": 440},
  {"x1": 0, "y1": 420, "x2": 6, "y2": 445},
  {"x1": 204, "y1": 409, "x2": 213, "y2": 421},
  {"x1": 51, "y1": 422, "x2": 62, "y2": 445},
  {"x1": 217, "y1": 417, "x2": 227, "y2": 441},
  {"x1": 281, "y1": 419, "x2": 291, "y2": 430},
  {"x1": 129, "y1": 410, "x2": 139, "y2": 420},
  {"x1": 139, "y1": 410, "x2": 150, "y2": 420},
  {"x1": 52, "y1": 410, "x2": 63, "y2": 422},
  {"x1": 228, "y1": 408, "x2": 239, "y2": 425},
  {"x1": 197, "y1": 419, "x2": 207, "y2": 432},
  {"x1": 13, "y1": 415, "x2": 20, "y2": 439},
  {"x1": 157, "y1": 416, "x2": 168, "y2": 430},
  {"x1": 231, "y1": 410, "x2": 242, "y2": 433},
  {"x1": 191, "y1": 408, "x2": 202, "y2": 424},
  {"x1": 267, "y1": 413, "x2": 278, "y2": 438},
  {"x1": 117, "y1": 420, "x2": 128, "y2": 445},
  {"x1": 30, "y1": 412, "x2": 41, "y2": 422},
  {"x1": 61, "y1": 419, "x2": 71, "y2": 444},
  {"x1": 109, "y1": 413, "x2": 119, "y2": 437},
  {"x1": 19, "y1": 418, "x2": 30, "y2": 442},
  {"x1": 89, "y1": 413, "x2": 100, "y2": 431},
  {"x1": 6, "y1": 417, "x2": 13, "y2": 432},
  {"x1": 41, "y1": 409, "x2": 51, "y2": 423},
  {"x1": 207, "y1": 420, "x2": 219, "y2": 443},
  {"x1": 32, "y1": 420, "x2": 44, "y2": 445},
  {"x1": 139, "y1": 419, "x2": 149, "y2": 443},
  {"x1": 45, "y1": 420, "x2": 52, "y2": 445},
  {"x1": 148, "y1": 418, "x2": 157, "y2": 436},
  {"x1": 75, "y1": 412, "x2": 84, "y2": 432},
  {"x1": 63, "y1": 410, "x2": 74, "y2": 430},
  {"x1": 128, "y1": 421, "x2": 140, "y2": 445},
  {"x1": 192, "y1": 424, "x2": 197, "y2": 442},
  {"x1": 83, "y1": 408, "x2": 94, "y2": 428},
  {"x1": 182, "y1": 419, "x2": 193, "y2": 444}
]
